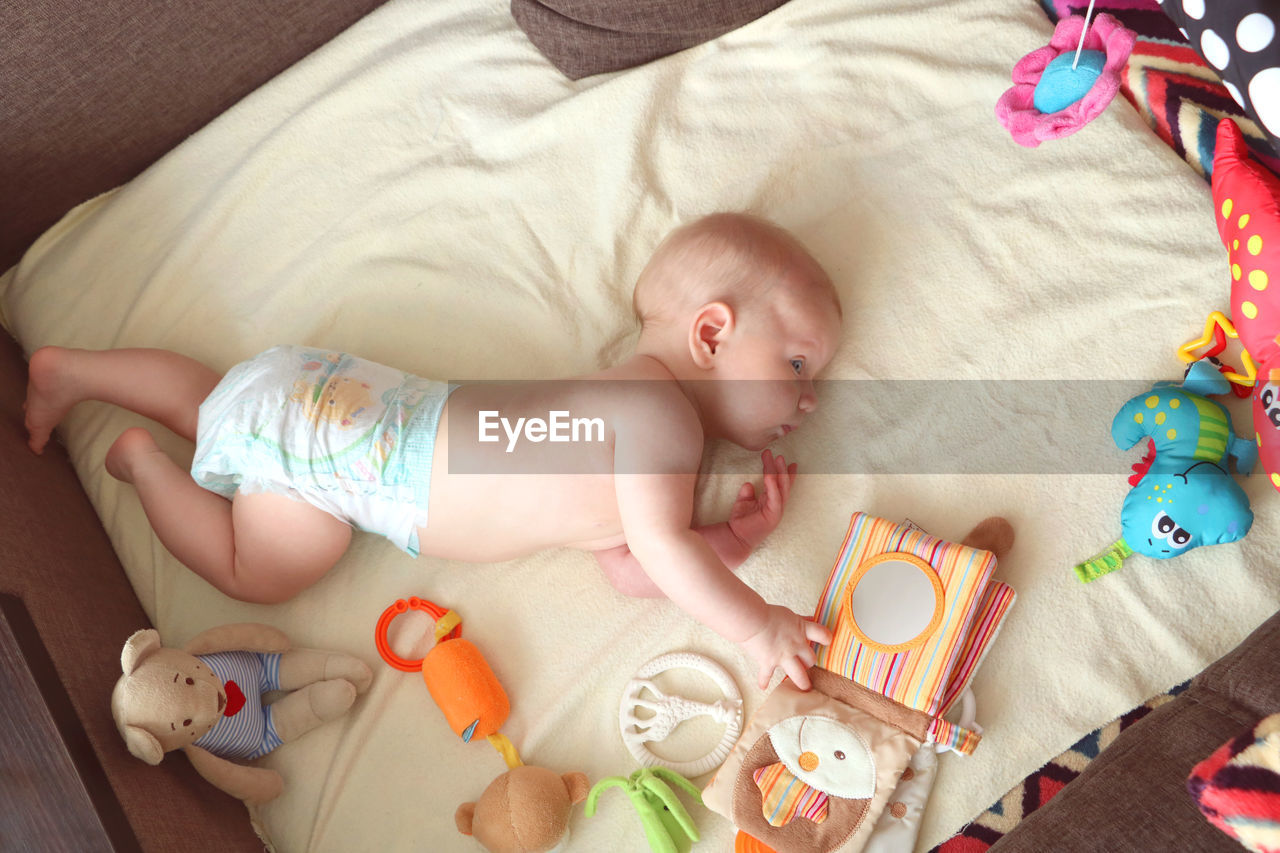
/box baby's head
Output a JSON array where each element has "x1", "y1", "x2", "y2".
[{"x1": 634, "y1": 212, "x2": 843, "y2": 450}]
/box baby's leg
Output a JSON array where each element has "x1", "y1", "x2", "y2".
[
  {"x1": 25, "y1": 346, "x2": 220, "y2": 453},
  {"x1": 107, "y1": 427, "x2": 352, "y2": 603}
]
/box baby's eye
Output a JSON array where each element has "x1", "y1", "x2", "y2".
[{"x1": 790, "y1": 358, "x2": 805, "y2": 375}]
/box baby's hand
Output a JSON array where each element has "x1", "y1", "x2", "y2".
[
  {"x1": 739, "y1": 603, "x2": 833, "y2": 691},
  {"x1": 728, "y1": 450, "x2": 798, "y2": 552}
]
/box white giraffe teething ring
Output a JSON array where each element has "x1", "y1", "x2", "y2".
[{"x1": 618, "y1": 652, "x2": 743, "y2": 777}]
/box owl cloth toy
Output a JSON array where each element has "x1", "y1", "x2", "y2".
[
  {"x1": 1074, "y1": 360, "x2": 1255, "y2": 582},
  {"x1": 111, "y1": 623, "x2": 371, "y2": 804}
]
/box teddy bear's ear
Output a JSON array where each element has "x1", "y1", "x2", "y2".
[
  {"x1": 120, "y1": 629, "x2": 162, "y2": 675},
  {"x1": 562, "y1": 772, "x2": 590, "y2": 805},
  {"x1": 454, "y1": 802, "x2": 476, "y2": 836},
  {"x1": 123, "y1": 724, "x2": 165, "y2": 765}
]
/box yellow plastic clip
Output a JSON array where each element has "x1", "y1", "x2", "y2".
[
  {"x1": 1176, "y1": 311, "x2": 1258, "y2": 388},
  {"x1": 433, "y1": 610, "x2": 462, "y2": 642}
]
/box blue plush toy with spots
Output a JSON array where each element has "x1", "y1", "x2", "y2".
[{"x1": 1075, "y1": 360, "x2": 1256, "y2": 582}]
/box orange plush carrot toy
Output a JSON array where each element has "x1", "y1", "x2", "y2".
[
  {"x1": 375, "y1": 596, "x2": 589, "y2": 853},
  {"x1": 375, "y1": 597, "x2": 510, "y2": 746}
]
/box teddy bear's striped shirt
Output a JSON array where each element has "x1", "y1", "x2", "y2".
[{"x1": 193, "y1": 651, "x2": 284, "y2": 760}]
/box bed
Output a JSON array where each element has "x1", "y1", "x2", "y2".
[{"x1": 3, "y1": 0, "x2": 1278, "y2": 850}]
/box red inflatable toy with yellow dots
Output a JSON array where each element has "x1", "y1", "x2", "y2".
[{"x1": 1211, "y1": 118, "x2": 1280, "y2": 494}]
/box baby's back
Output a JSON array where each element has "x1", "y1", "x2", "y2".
[{"x1": 418, "y1": 356, "x2": 698, "y2": 560}]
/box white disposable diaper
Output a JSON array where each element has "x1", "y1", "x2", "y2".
[{"x1": 191, "y1": 345, "x2": 453, "y2": 556}]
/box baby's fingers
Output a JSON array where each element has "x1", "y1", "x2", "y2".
[
  {"x1": 783, "y1": 656, "x2": 812, "y2": 691},
  {"x1": 776, "y1": 455, "x2": 794, "y2": 505},
  {"x1": 757, "y1": 662, "x2": 775, "y2": 691},
  {"x1": 761, "y1": 464, "x2": 782, "y2": 510},
  {"x1": 804, "y1": 620, "x2": 833, "y2": 647}
]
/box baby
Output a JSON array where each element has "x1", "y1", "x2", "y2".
[{"x1": 24, "y1": 212, "x2": 843, "y2": 690}]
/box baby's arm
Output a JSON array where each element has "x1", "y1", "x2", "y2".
[
  {"x1": 613, "y1": 418, "x2": 829, "y2": 689},
  {"x1": 596, "y1": 449, "x2": 797, "y2": 584}
]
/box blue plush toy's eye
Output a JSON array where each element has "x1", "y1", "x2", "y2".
[
  {"x1": 1151, "y1": 512, "x2": 1176, "y2": 539},
  {"x1": 1170, "y1": 527, "x2": 1192, "y2": 548}
]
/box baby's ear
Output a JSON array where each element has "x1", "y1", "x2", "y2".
[{"x1": 689, "y1": 301, "x2": 735, "y2": 366}]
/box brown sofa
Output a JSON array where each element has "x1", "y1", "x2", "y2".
[
  {"x1": 1, "y1": 2, "x2": 384, "y2": 849},
  {"x1": 990, "y1": 609, "x2": 1280, "y2": 852}
]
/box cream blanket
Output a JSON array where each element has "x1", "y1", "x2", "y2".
[{"x1": 4, "y1": 0, "x2": 1278, "y2": 849}]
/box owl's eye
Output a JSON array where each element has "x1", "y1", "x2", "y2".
[{"x1": 834, "y1": 750, "x2": 846, "y2": 760}]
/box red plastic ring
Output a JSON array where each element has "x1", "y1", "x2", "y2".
[{"x1": 374, "y1": 597, "x2": 455, "y2": 672}]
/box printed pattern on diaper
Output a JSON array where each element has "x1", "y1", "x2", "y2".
[{"x1": 278, "y1": 350, "x2": 436, "y2": 493}]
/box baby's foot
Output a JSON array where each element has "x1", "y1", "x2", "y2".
[
  {"x1": 24, "y1": 346, "x2": 81, "y2": 454},
  {"x1": 104, "y1": 427, "x2": 161, "y2": 483}
]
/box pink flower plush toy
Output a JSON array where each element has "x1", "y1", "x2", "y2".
[{"x1": 996, "y1": 13, "x2": 1136, "y2": 148}]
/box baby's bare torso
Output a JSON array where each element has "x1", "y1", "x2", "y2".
[{"x1": 417, "y1": 357, "x2": 689, "y2": 560}]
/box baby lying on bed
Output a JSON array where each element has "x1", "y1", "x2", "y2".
[{"x1": 24, "y1": 213, "x2": 843, "y2": 690}]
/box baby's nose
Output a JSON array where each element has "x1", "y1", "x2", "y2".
[{"x1": 798, "y1": 381, "x2": 818, "y2": 413}]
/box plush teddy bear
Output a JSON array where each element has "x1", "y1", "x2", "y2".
[
  {"x1": 111, "y1": 622, "x2": 372, "y2": 804},
  {"x1": 455, "y1": 764, "x2": 591, "y2": 853}
]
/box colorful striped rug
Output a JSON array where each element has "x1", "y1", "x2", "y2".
[
  {"x1": 1038, "y1": 0, "x2": 1280, "y2": 177},
  {"x1": 929, "y1": 681, "x2": 1190, "y2": 851}
]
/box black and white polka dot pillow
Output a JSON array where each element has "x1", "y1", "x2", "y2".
[{"x1": 1159, "y1": 0, "x2": 1280, "y2": 155}]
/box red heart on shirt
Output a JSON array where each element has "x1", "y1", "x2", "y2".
[{"x1": 223, "y1": 680, "x2": 246, "y2": 717}]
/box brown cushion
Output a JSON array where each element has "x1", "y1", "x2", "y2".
[
  {"x1": 991, "y1": 609, "x2": 1280, "y2": 852},
  {"x1": 0, "y1": 328, "x2": 261, "y2": 850},
  {"x1": 0, "y1": 0, "x2": 388, "y2": 275},
  {"x1": 510, "y1": 0, "x2": 790, "y2": 79}
]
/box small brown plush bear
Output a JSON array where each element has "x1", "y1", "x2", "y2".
[
  {"x1": 111, "y1": 623, "x2": 372, "y2": 804},
  {"x1": 455, "y1": 764, "x2": 591, "y2": 853}
]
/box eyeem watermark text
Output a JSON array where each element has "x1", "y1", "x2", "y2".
[{"x1": 478, "y1": 410, "x2": 606, "y2": 453}]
